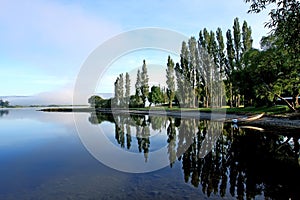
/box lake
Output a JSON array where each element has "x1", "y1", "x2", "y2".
[{"x1": 0, "y1": 108, "x2": 299, "y2": 199}]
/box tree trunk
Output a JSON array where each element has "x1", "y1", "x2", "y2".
[
  {"x1": 230, "y1": 83, "x2": 233, "y2": 108},
  {"x1": 275, "y1": 94, "x2": 296, "y2": 112},
  {"x1": 294, "y1": 94, "x2": 299, "y2": 107}
]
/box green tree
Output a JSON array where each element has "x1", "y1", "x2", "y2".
[
  {"x1": 233, "y1": 18, "x2": 242, "y2": 70},
  {"x1": 141, "y1": 60, "x2": 149, "y2": 107},
  {"x1": 245, "y1": 0, "x2": 300, "y2": 110},
  {"x1": 201, "y1": 29, "x2": 213, "y2": 109},
  {"x1": 242, "y1": 20, "x2": 253, "y2": 53},
  {"x1": 188, "y1": 37, "x2": 198, "y2": 107},
  {"x1": 0, "y1": 99, "x2": 9, "y2": 108},
  {"x1": 148, "y1": 85, "x2": 164, "y2": 106},
  {"x1": 88, "y1": 95, "x2": 104, "y2": 108},
  {"x1": 240, "y1": 20, "x2": 253, "y2": 106},
  {"x1": 118, "y1": 73, "x2": 124, "y2": 106},
  {"x1": 225, "y1": 29, "x2": 235, "y2": 107},
  {"x1": 246, "y1": 0, "x2": 299, "y2": 56},
  {"x1": 232, "y1": 18, "x2": 242, "y2": 107},
  {"x1": 243, "y1": 36, "x2": 299, "y2": 110},
  {"x1": 125, "y1": 72, "x2": 131, "y2": 106},
  {"x1": 135, "y1": 69, "x2": 142, "y2": 107},
  {"x1": 166, "y1": 55, "x2": 175, "y2": 108},
  {"x1": 175, "y1": 62, "x2": 184, "y2": 106},
  {"x1": 177, "y1": 41, "x2": 190, "y2": 107},
  {"x1": 113, "y1": 73, "x2": 124, "y2": 107},
  {"x1": 216, "y1": 27, "x2": 226, "y2": 106},
  {"x1": 114, "y1": 76, "x2": 119, "y2": 107}
]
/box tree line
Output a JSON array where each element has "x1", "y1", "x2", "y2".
[
  {"x1": 0, "y1": 99, "x2": 9, "y2": 108},
  {"x1": 89, "y1": 0, "x2": 299, "y2": 112}
]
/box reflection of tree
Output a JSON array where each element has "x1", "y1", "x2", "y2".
[
  {"x1": 126, "y1": 123, "x2": 131, "y2": 150},
  {"x1": 167, "y1": 117, "x2": 177, "y2": 167},
  {"x1": 180, "y1": 123, "x2": 300, "y2": 199},
  {"x1": 149, "y1": 115, "x2": 166, "y2": 131},
  {"x1": 0, "y1": 110, "x2": 9, "y2": 117},
  {"x1": 114, "y1": 115, "x2": 125, "y2": 148},
  {"x1": 177, "y1": 118, "x2": 197, "y2": 159},
  {"x1": 136, "y1": 116, "x2": 150, "y2": 162},
  {"x1": 88, "y1": 112, "x2": 115, "y2": 124},
  {"x1": 87, "y1": 112, "x2": 300, "y2": 199}
]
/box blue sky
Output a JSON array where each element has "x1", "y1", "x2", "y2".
[{"x1": 0, "y1": 0, "x2": 271, "y2": 105}]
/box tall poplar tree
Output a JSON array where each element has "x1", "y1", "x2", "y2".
[
  {"x1": 188, "y1": 37, "x2": 198, "y2": 107},
  {"x1": 233, "y1": 18, "x2": 242, "y2": 70},
  {"x1": 125, "y1": 72, "x2": 130, "y2": 106},
  {"x1": 166, "y1": 55, "x2": 175, "y2": 108},
  {"x1": 225, "y1": 29, "x2": 235, "y2": 108},
  {"x1": 177, "y1": 41, "x2": 190, "y2": 107},
  {"x1": 135, "y1": 69, "x2": 142, "y2": 107},
  {"x1": 141, "y1": 60, "x2": 149, "y2": 107},
  {"x1": 175, "y1": 62, "x2": 184, "y2": 106},
  {"x1": 114, "y1": 77, "x2": 120, "y2": 107},
  {"x1": 242, "y1": 21, "x2": 253, "y2": 54},
  {"x1": 216, "y1": 28, "x2": 226, "y2": 106},
  {"x1": 118, "y1": 73, "x2": 124, "y2": 106},
  {"x1": 233, "y1": 18, "x2": 243, "y2": 107}
]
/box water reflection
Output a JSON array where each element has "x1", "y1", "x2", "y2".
[
  {"x1": 89, "y1": 112, "x2": 300, "y2": 199},
  {"x1": 0, "y1": 109, "x2": 9, "y2": 117}
]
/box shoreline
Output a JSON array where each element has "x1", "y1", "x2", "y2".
[{"x1": 38, "y1": 107, "x2": 300, "y2": 128}]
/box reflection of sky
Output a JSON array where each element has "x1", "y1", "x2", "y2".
[
  {"x1": 4, "y1": 109, "x2": 292, "y2": 199},
  {"x1": 0, "y1": 108, "x2": 214, "y2": 199},
  {"x1": 0, "y1": 109, "x2": 133, "y2": 198},
  {"x1": 0, "y1": 118, "x2": 65, "y2": 147},
  {"x1": 0, "y1": 108, "x2": 76, "y2": 148}
]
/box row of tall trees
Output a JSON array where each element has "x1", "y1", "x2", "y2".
[
  {"x1": 167, "y1": 17, "x2": 253, "y2": 108},
  {"x1": 113, "y1": 72, "x2": 131, "y2": 107},
  {"x1": 113, "y1": 60, "x2": 166, "y2": 108},
  {"x1": 110, "y1": 17, "x2": 253, "y2": 109},
  {"x1": 91, "y1": 0, "x2": 299, "y2": 112}
]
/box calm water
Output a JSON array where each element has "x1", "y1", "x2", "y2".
[{"x1": 0, "y1": 108, "x2": 299, "y2": 200}]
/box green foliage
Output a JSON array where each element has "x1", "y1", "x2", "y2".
[
  {"x1": 129, "y1": 95, "x2": 143, "y2": 108},
  {"x1": 242, "y1": 21, "x2": 253, "y2": 53},
  {"x1": 106, "y1": 1, "x2": 299, "y2": 112},
  {"x1": 233, "y1": 17, "x2": 242, "y2": 70},
  {"x1": 243, "y1": 0, "x2": 300, "y2": 111},
  {"x1": 113, "y1": 73, "x2": 124, "y2": 107},
  {"x1": 88, "y1": 95, "x2": 111, "y2": 108},
  {"x1": 140, "y1": 60, "x2": 149, "y2": 107},
  {"x1": 135, "y1": 69, "x2": 142, "y2": 106},
  {"x1": 125, "y1": 72, "x2": 131, "y2": 105},
  {"x1": 166, "y1": 55, "x2": 175, "y2": 108},
  {"x1": 0, "y1": 99, "x2": 9, "y2": 107},
  {"x1": 148, "y1": 85, "x2": 164, "y2": 106},
  {"x1": 246, "y1": 0, "x2": 300, "y2": 56},
  {"x1": 175, "y1": 41, "x2": 191, "y2": 107}
]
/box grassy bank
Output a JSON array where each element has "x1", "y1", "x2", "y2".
[
  {"x1": 39, "y1": 105, "x2": 299, "y2": 119},
  {"x1": 130, "y1": 105, "x2": 291, "y2": 115}
]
